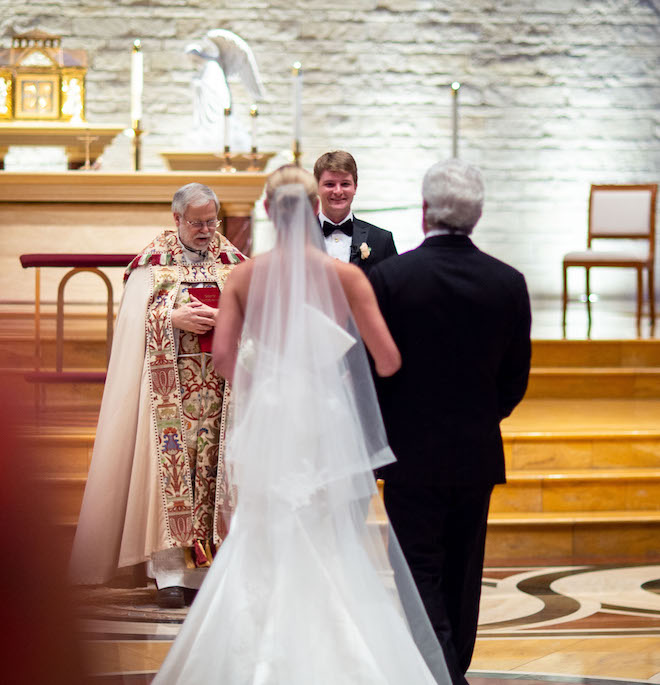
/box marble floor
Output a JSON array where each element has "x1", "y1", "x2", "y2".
[{"x1": 73, "y1": 563, "x2": 660, "y2": 684}]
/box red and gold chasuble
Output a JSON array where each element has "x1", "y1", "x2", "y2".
[{"x1": 126, "y1": 229, "x2": 245, "y2": 565}]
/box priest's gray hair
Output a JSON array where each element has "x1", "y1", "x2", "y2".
[
  {"x1": 422, "y1": 159, "x2": 484, "y2": 234},
  {"x1": 172, "y1": 183, "x2": 219, "y2": 216}
]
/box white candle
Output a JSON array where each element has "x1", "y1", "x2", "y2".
[
  {"x1": 292, "y1": 62, "x2": 302, "y2": 145},
  {"x1": 250, "y1": 104, "x2": 258, "y2": 152},
  {"x1": 224, "y1": 107, "x2": 231, "y2": 151},
  {"x1": 451, "y1": 81, "x2": 460, "y2": 158},
  {"x1": 131, "y1": 40, "x2": 143, "y2": 126}
]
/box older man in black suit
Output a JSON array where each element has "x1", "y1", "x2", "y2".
[
  {"x1": 369, "y1": 159, "x2": 531, "y2": 685},
  {"x1": 314, "y1": 150, "x2": 397, "y2": 273}
]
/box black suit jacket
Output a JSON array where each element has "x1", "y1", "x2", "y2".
[
  {"x1": 369, "y1": 234, "x2": 531, "y2": 487},
  {"x1": 348, "y1": 216, "x2": 397, "y2": 274}
]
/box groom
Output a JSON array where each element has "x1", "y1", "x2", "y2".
[
  {"x1": 369, "y1": 159, "x2": 531, "y2": 685},
  {"x1": 313, "y1": 150, "x2": 397, "y2": 273}
]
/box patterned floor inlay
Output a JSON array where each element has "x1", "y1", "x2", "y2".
[
  {"x1": 78, "y1": 565, "x2": 660, "y2": 684},
  {"x1": 469, "y1": 674, "x2": 658, "y2": 684},
  {"x1": 479, "y1": 564, "x2": 660, "y2": 638}
]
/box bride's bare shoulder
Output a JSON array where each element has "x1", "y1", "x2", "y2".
[{"x1": 226, "y1": 257, "x2": 256, "y2": 285}]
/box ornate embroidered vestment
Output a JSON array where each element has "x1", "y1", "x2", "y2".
[{"x1": 125, "y1": 229, "x2": 245, "y2": 564}]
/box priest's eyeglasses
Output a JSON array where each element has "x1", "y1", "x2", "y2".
[{"x1": 185, "y1": 219, "x2": 221, "y2": 230}]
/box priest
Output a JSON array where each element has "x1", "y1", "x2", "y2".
[{"x1": 69, "y1": 183, "x2": 246, "y2": 608}]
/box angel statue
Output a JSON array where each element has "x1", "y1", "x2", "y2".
[{"x1": 185, "y1": 29, "x2": 265, "y2": 151}]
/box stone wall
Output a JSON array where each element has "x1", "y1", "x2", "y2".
[{"x1": 2, "y1": 0, "x2": 659, "y2": 300}]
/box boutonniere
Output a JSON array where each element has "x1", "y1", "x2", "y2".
[{"x1": 359, "y1": 242, "x2": 371, "y2": 260}]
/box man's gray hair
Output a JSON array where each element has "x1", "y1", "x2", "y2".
[
  {"x1": 422, "y1": 159, "x2": 484, "y2": 235},
  {"x1": 171, "y1": 183, "x2": 219, "y2": 216}
]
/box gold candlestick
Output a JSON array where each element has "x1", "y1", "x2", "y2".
[
  {"x1": 132, "y1": 120, "x2": 143, "y2": 171},
  {"x1": 292, "y1": 139, "x2": 302, "y2": 167},
  {"x1": 250, "y1": 104, "x2": 258, "y2": 154},
  {"x1": 291, "y1": 62, "x2": 302, "y2": 166},
  {"x1": 223, "y1": 106, "x2": 231, "y2": 154},
  {"x1": 131, "y1": 39, "x2": 144, "y2": 171}
]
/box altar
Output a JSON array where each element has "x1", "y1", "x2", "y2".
[{"x1": 0, "y1": 170, "x2": 267, "y2": 307}]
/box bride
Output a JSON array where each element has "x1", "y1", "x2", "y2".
[{"x1": 153, "y1": 165, "x2": 451, "y2": 684}]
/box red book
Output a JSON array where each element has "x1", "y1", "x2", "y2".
[{"x1": 188, "y1": 286, "x2": 220, "y2": 353}]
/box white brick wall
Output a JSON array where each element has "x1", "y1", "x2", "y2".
[{"x1": 2, "y1": 0, "x2": 658, "y2": 300}]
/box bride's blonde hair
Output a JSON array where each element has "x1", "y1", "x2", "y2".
[{"x1": 265, "y1": 164, "x2": 318, "y2": 207}]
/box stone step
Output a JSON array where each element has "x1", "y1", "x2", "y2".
[
  {"x1": 24, "y1": 427, "x2": 96, "y2": 475},
  {"x1": 526, "y1": 367, "x2": 660, "y2": 398},
  {"x1": 485, "y1": 510, "x2": 660, "y2": 564},
  {"x1": 53, "y1": 504, "x2": 660, "y2": 566},
  {"x1": 4, "y1": 314, "x2": 660, "y2": 373},
  {"x1": 504, "y1": 431, "x2": 660, "y2": 470},
  {"x1": 4, "y1": 338, "x2": 660, "y2": 371},
  {"x1": 26, "y1": 430, "x2": 660, "y2": 477},
  {"x1": 47, "y1": 467, "x2": 660, "y2": 525},
  {"x1": 491, "y1": 469, "x2": 660, "y2": 513},
  {"x1": 20, "y1": 389, "x2": 660, "y2": 567},
  {"x1": 39, "y1": 475, "x2": 87, "y2": 520},
  {"x1": 531, "y1": 339, "x2": 660, "y2": 368},
  {"x1": 8, "y1": 365, "x2": 660, "y2": 409},
  {"x1": 24, "y1": 403, "x2": 660, "y2": 475},
  {"x1": 0, "y1": 337, "x2": 108, "y2": 369},
  {"x1": 502, "y1": 397, "x2": 660, "y2": 469},
  {"x1": 4, "y1": 367, "x2": 105, "y2": 406}
]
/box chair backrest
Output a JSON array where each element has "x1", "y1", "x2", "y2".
[{"x1": 588, "y1": 184, "x2": 657, "y2": 256}]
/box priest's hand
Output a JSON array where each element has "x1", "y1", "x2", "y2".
[{"x1": 171, "y1": 301, "x2": 218, "y2": 334}]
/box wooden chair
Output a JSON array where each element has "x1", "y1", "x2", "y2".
[{"x1": 562, "y1": 183, "x2": 657, "y2": 338}]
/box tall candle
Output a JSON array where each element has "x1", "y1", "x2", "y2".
[
  {"x1": 451, "y1": 81, "x2": 460, "y2": 158},
  {"x1": 224, "y1": 107, "x2": 231, "y2": 152},
  {"x1": 292, "y1": 62, "x2": 302, "y2": 145},
  {"x1": 250, "y1": 104, "x2": 258, "y2": 152},
  {"x1": 131, "y1": 39, "x2": 143, "y2": 126}
]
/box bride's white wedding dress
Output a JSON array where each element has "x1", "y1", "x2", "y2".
[{"x1": 153, "y1": 185, "x2": 451, "y2": 684}]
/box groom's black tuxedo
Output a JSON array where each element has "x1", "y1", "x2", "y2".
[
  {"x1": 347, "y1": 216, "x2": 398, "y2": 274},
  {"x1": 369, "y1": 233, "x2": 531, "y2": 685}
]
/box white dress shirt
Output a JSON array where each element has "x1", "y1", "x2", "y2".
[
  {"x1": 319, "y1": 211, "x2": 354, "y2": 263},
  {"x1": 424, "y1": 228, "x2": 456, "y2": 238}
]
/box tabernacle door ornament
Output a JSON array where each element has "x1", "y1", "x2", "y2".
[{"x1": 0, "y1": 29, "x2": 87, "y2": 121}]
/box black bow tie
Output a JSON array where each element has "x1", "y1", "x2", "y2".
[{"x1": 321, "y1": 218, "x2": 353, "y2": 238}]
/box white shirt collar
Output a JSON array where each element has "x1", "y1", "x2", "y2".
[
  {"x1": 318, "y1": 210, "x2": 354, "y2": 227},
  {"x1": 425, "y1": 228, "x2": 456, "y2": 238}
]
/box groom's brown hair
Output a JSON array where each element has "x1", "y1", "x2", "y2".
[{"x1": 313, "y1": 150, "x2": 358, "y2": 185}]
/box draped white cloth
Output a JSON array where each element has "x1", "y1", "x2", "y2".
[{"x1": 154, "y1": 185, "x2": 451, "y2": 684}]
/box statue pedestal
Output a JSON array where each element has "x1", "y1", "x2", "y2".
[
  {"x1": 0, "y1": 122, "x2": 126, "y2": 169},
  {"x1": 161, "y1": 150, "x2": 276, "y2": 172}
]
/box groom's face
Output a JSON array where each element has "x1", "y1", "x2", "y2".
[{"x1": 318, "y1": 170, "x2": 357, "y2": 223}]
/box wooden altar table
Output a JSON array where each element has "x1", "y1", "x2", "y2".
[{"x1": 0, "y1": 170, "x2": 267, "y2": 308}]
